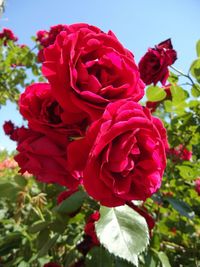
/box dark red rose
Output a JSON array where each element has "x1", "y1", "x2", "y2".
[
  {"x1": 0, "y1": 28, "x2": 18, "y2": 45},
  {"x1": 167, "y1": 144, "x2": 192, "y2": 161},
  {"x1": 43, "y1": 263, "x2": 62, "y2": 267},
  {"x1": 84, "y1": 211, "x2": 100, "y2": 245},
  {"x1": 146, "y1": 101, "x2": 159, "y2": 113},
  {"x1": 139, "y1": 39, "x2": 177, "y2": 85},
  {"x1": 14, "y1": 128, "x2": 80, "y2": 189},
  {"x1": 36, "y1": 30, "x2": 49, "y2": 46},
  {"x1": 19, "y1": 83, "x2": 86, "y2": 144},
  {"x1": 42, "y1": 23, "x2": 144, "y2": 124},
  {"x1": 36, "y1": 25, "x2": 69, "y2": 62},
  {"x1": 36, "y1": 25, "x2": 69, "y2": 48},
  {"x1": 3, "y1": 120, "x2": 15, "y2": 135},
  {"x1": 67, "y1": 100, "x2": 168, "y2": 207},
  {"x1": 195, "y1": 178, "x2": 200, "y2": 196},
  {"x1": 180, "y1": 145, "x2": 192, "y2": 161}
]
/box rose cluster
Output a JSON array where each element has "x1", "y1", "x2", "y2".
[
  {"x1": 0, "y1": 28, "x2": 18, "y2": 45},
  {"x1": 14, "y1": 23, "x2": 175, "y2": 207}
]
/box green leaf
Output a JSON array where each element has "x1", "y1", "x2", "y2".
[
  {"x1": 143, "y1": 252, "x2": 158, "y2": 267},
  {"x1": 196, "y1": 40, "x2": 200, "y2": 57},
  {"x1": 95, "y1": 205, "x2": 149, "y2": 267},
  {"x1": 164, "y1": 100, "x2": 186, "y2": 115},
  {"x1": 0, "y1": 181, "x2": 19, "y2": 200},
  {"x1": 190, "y1": 59, "x2": 200, "y2": 82},
  {"x1": 157, "y1": 252, "x2": 171, "y2": 267},
  {"x1": 85, "y1": 246, "x2": 113, "y2": 267},
  {"x1": 0, "y1": 232, "x2": 22, "y2": 256},
  {"x1": 14, "y1": 175, "x2": 28, "y2": 187},
  {"x1": 191, "y1": 84, "x2": 200, "y2": 97},
  {"x1": 176, "y1": 165, "x2": 195, "y2": 180},
  {"x1": 18, "y1": 261, "x2": 29, "y2": 267},
  {"x1": 146, "y1": 86, "x2": 167, "y2": 102},
  {"x1": 168, "y1": 72, "x2": 179, "y2": 84},
  {"x1": 36, "y1": 229, "x2": 50, "y2": 250},
  {"x1": 37, "y1": 233, "x2": 59, "y2": 257},
  {"x1": 171, "y1": 85, "x2": 188, "y2": 103},
  {"x1": 114, "y1": 257, "x2": 135, "y2": 267},
  {"x1": 29, "y1": 221, "x2": 50, "y2": 234},
  {"x1": 55, "y1": 190, "x2": 86, "y2": 214},
  {"x1": 165, "y1": 197, "x2": 195, "y2": 219}
]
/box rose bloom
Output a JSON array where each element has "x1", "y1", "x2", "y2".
[
  {"x1": 84, "y1": 211, "x2": 100, "y2": 245},
  {"x1": 42, "y1": 23, "x2": 144, "y2": 124},
  {"x1": 68, "y1": 100, "x2": 168, "y2": 207},
  {"x1": 36, "y1": 25, "x2": 69, "y2": 62},
  {"x1": 0, "y1": 28, "x2": 18, "y2": 45},
  {"x1": 19, "y1": 83, "x2": 86, "y2": 144},
  {"x1": 3, "y1": 120, "x2": 15, "y2": 135},
  {"x1": 36, "y1": 24, "x2": 69, "y2": 47},
  {"x1": 14, "y1": 127, "x2": 80, "y2": 189},
  {"x1": 167, "y1": 144, "x2": 192, "y2": 161},
  {"x1": 195, "y1": 179, "x2": 200, "y2": 196},
  {"x1": 139, "y1": 39, "x2": 177, "y2": 85}
]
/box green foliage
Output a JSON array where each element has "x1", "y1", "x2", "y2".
[
  {"x1": 0, "y1": 38, "x2": 42, "y2": 106},
  {"x1": 85, "y1": 246, "x2": 113, "y2": 267},
  {"x1": 146, "y1": 86, "x2": 167, "y2": 101},
  {"x1": 95, "y1": 206, "x2": 149, "y2": 267}
]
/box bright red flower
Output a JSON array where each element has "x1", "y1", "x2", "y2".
[
  {"x1": 0, "y1": 28, "x2": 18, "y2": 45},
  {"x1": 139, "y1": 39, "x2": 177, "y2": 85},
  {"x1": 167, "y1": 144, "x2": 192, "y2": 161},
  {"x1": 36, "y1": 25, "x2": 69, "y2": 62},
  {"x1": 19, "y1": 83, "x2": 86, "y2": 144},
  {"x1": 42, "y1": 23, "x2": 144, "y2": 124},
  {"x1": 14, "y1": 128, "x2": 80, "y2": 189},
  {"x1": 68, "y1": 100, "x2": 168, "y2": 207}
]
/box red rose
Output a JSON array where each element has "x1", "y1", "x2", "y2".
[
  {"x1": 3, "y1": 120, "x2": 15, "y2": 135},
  {"x1": 139, "y1": 39, "x2": 177, "y2": 85},
  {"x1": 146, "y1": 101, "x2": 159, "y2": 113},
  {"x1": 167, "y1": 144, "x2": 192, "y2": 161},
  {"x1": 14, "y1": 128, "x2": 80, "y2": 189},
  {"x1": 195, "y1": 178, "x2": 200, "y2": 196},
  {"x1": 19, "y1": 83, "x2": 86, "y2": 144},
  {"x1": 42, "y1": 23, "x2": 144, "y2": 124},
  {"x1": 36, "y1": 25, "x2": 70, "y2": 62},
  {"x1": 68, "y1": 100, "x2": 167, "y2": 207},
  {"x1": 0, "y1": 28, "x2": 18, "y2": 45},
  {"x1": 36, "y1": 30, "x2": 49, "y2": 47},
  {"x1": 84, "y1": 211, "x2": 100, "y2": 245}
]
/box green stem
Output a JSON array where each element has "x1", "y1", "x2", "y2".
[{"x1": 170, "y1": 66, "x2": 200, "y2": 93}]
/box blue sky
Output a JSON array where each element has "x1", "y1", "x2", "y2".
[{"x1": 0, "y1": 0, "x2": 199, "y2": 151}]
